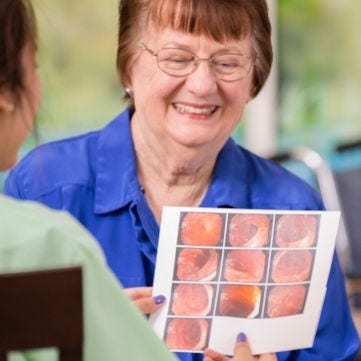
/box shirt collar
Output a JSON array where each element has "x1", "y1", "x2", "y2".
[
  {"x1": 94, "y1": 109, "x2": 140, "y2": 214},
  {"x1": 94, "y1": 108, "x2": 251, "y2": 213}
]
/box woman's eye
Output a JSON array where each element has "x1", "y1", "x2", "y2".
[
  {"x1": 216, "y1": 61, "x2": 238, "y2": 68},
  {"x1": 159, "y1": 49, "x2": 194, "y2": 65},
  {"x1": 168, "y1": 56, "x2": 192, "y2": 63},
  {"x1": 213, "y1": 55, "x2": 248, "y2": 70}
]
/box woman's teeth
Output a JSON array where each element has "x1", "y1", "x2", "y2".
[{"x1": 174, "y1": 103, "x2": 217, "y2": 115}]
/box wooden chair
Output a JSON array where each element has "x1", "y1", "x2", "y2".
[{"x1": 0, "y1": 266, "x2": 83, "y2": 361}]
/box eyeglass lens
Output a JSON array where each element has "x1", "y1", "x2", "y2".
[{"x1": 156, "y1": 48, "x2": 252, "y2": 81}]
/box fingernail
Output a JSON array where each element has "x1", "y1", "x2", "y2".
[
  {"x1": 237, "y1": 332, "x2": 247, "y2": 342},
  {"x1": 153, "y1": 295, "x2": 166, "y2": 305}
]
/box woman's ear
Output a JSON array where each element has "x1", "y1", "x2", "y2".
[{"x1": 0, "y1": 92, "x2": 15, "y2": 114}]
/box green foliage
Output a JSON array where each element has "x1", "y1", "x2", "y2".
[
  {"x1": 278, "y1": 0, "x2": 361, "y2": 151},
  {"x1": 32, "y1": 0, "x2": 124, "y2": 141}
]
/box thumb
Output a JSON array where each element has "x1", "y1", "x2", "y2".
[
  {"x1": 233, "y1": 333, "x2": 253, "y2": 360},
  {"x1": 134, "y1": 294, "x2": 166, "y2": 315}
]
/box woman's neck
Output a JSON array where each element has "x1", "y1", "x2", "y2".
[{"x1": 131, "y1": 120, "x2": 216, "y2": 223}]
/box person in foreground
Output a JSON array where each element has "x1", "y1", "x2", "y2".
[
  {"x1": 4, "y1": 0, "x2": 360, "y2": 360},
  {"x1": 0, "y1": 1, "x2": 255, "y2": 360},
  {"x1": 0, "y1": 1, "x2": 170, "y2": 360}
]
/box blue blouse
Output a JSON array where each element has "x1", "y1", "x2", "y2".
[{"x1": 5, "y1": 109, "x2": 360, "y2": 361}]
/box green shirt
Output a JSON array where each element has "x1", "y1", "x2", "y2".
[{"x1": 0, "y1": 194, "x2": 176, "y2": 361}]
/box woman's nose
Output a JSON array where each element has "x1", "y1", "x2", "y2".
[{"x1": 184, "y1": 61, "x2": 218, "y2": 95}]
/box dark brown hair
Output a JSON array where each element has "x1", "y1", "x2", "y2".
[
  {"x1": 117, "y1": 0, "x2": 272, "y2": 99},
  {"x1": 0, "y1": 0, "x2": 37, "y2": 104}
]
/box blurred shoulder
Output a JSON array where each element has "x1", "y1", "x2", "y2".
[
  {"x1": 0, "y1": 194, "x2": 103, "y2": 260},
  {"x1": 236, "y1": 145, "x2": 324, "y2": 209}
]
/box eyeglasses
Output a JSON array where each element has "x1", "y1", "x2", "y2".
[{"x1": 138, "y1": 42, "x2": 255, "y2": 82}]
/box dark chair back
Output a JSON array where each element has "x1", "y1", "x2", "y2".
[
  {"x1": 333, "y1": 140, "x2": 361, "y2": 278},
  {"x1": 0, "y1": 266, "x2": 83, "y2": 361}
]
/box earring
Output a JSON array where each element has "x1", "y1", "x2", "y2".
[{"x1": 125, "y1": 87, "x2": 133, "y2": 98}]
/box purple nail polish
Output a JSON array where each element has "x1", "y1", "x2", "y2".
[
  {"x1": 153, "y1": 295, "x2": 166, "y2": 305},
  {"x1": 237, "y1": 332, "x2": 247, "y2": 342}
]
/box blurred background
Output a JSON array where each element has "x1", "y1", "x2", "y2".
[
  {"x1": 1, "y1": 0, "x2": 361, "y2": 188},
  {"x1": 1, "y1": 0, "x2": 361, "y2": 352}
]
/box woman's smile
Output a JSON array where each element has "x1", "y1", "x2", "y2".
[{"x1": 172, "y1": 103, "x2": 219, "y2": 117}]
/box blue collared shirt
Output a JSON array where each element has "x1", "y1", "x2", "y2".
[{"x1": 5, "y1": 109, "x2": 360, "y2": 361}]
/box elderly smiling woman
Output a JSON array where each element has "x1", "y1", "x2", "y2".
[{"x1": 5, "y1": 1, "x2": 360, "y2": 361}]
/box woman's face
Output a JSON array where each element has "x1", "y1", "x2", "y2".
[
  {"x1": 0, "y1": 42, "x2": 41, "y2": 170},
  {"x1": 129, "y1": 27, "x2": 253, "y2": 153}
]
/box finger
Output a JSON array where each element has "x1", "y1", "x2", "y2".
[
  {"x1": 203, "y1": 348, "x2": 228, "y2": 361},
  {"x1": 203, "y1": 356, "x2": 226, "y2": 361},
  {"x1": 258, "y1": 353, "x2": 277, "y2": 361},
  {"x1": 124, "y1": 286, "x2": 152, "y2": 301},
  {"x1": 232, "y1": 333, "x2": 254, "y2": 360},
  {"x1": 133, "y1": 294, "x2": 166, "y2": 315}
]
